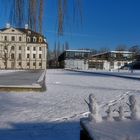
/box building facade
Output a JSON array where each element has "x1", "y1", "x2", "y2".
[
  {"x1": 89, "y1": 51, "x2": 133, "y2": 70},
  {"x1": 58, "y1": 50, "x2": 91, "y2": 70},
  {"x1": 0, "y1": 24, "x2": 47, "y2": 69}
]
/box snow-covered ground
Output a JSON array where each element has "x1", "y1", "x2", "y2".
[
  {"x1": 0, "y1": 70, "x2": 23, "y2": 75},
  {"x1": 0, "y1": 69, "x2": 140, "y2": 140}
]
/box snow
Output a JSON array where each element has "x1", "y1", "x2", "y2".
[
  {"x1": 81, "y1": 118, "x2": 140, "y2": 140},
  {"x1": 0, "y1": 70, "x2": 24, "y2": 75},
  {"x1": 0, "y1": 69, "x2": 140, "y2": 140}
]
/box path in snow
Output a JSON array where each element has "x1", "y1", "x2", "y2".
[{"x1": 0, "y1": 69, "x2": 140, "y2": 140}]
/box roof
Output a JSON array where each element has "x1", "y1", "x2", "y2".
[
  {"x1": 92, "y1": 51, "x2": 133, "y2": 57},
  {"x1": 0, "y1": 28, "x2": 7, "y2": 31},
  {"x1": 65, "y1": 49, "x2": 91, "y2": 53},
  {"x1": 0, "y1": 27, "x2": 44, "y2": 37},
  {"x1": 0, "y1": 27, "x2": 47, "y2": 44},
  {"x1": 16, "y1": 28, "x2": 44, "y2": 37}
]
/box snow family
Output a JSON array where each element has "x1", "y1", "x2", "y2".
[{"x1": 87, "y1": 94, "x2": 140, "y2": 122}]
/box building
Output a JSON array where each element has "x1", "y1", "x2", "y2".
[
  {"x1": 0, "y1": 24, "x2": 48, "y2": 69},
  {"x1": 58, "y1": 50, "x2": 91, "y2": 70},
  {"x1": 89, "y1": 51, "x2": 133, "y2": 70}
]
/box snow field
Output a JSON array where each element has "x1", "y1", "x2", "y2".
[{"x1": 0, "y1": 69, "x2": 140, "y2": 140}]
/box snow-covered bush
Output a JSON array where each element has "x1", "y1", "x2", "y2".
[{"x1": 128, "y1": 95, "x2": 140, "y2": 120}]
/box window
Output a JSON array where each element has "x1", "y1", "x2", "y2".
[
  {"x1": 39, "y1": 37, "x2": 42, "y2": 42},
  {"x1": 33, "y1": 54, "x2": 36, "y2": 58},
  {"x1": 4, "y1": 36, "x2": 7, "y2": 41},
  {"x1": 19, "y1": 62, "x2": 21, "y2": 66},
  {"x1": 19, "y1": 46, "x2": 21, "y2": 50},
  {"x1": 27, "y1": 54, "x2": 30, "y2": 58},
  {"x1": 11, "y1": 54, "x2": 14, "y2": 59},
  {"x1": 12, "y1": 29, "x2": 15, "y2": 32},
  {"x1": 27, "y1": 62, "x2": 30, "y2": 66},
  {"x1": 19, "y1": 36, "x2": 22, "y2": 41},
  {"x1": 33, "y1": 62, "x2": 36, "y2": 66},
  {"x1": 11, "y1": 36, "x2": 15, "y2": 41},
  {"x1": 39, "y1": 47, "x2": 41, "y2": 51},
  {"x1": 39, "y1": 54, "x2": 42, "y2": 59},
  {"x1": 33, "y1": 47, "x2": 36, "y2": 51},
  {"x1": 19, "y1": 54, "x2": 21, "y2": 60},
  {"x1": 27, "y1": 37, "x2": 30, "y2": 42},
  {"x1": 11, "y1": 46, "x2": 14, "y2": 50},
  {"x1": 117, "y1": 62, "x2": 121, "y2": 66},
  {"x1": 33, "y1": 37, "x2": 36, "y2": 42},
  {"x1": 39, "y1": 62, "x2": 42, "y2": 66},
  {"x1": 27, "y1": 47, "x2": 30, "y2": 50}
]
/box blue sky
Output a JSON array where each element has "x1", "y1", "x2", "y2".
[{"x1": 0, "y1": 0, "x2": 140, "y2": 51}]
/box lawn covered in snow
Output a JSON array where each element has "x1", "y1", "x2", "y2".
[{"x1": 0, "y1": 69, "x2": 140, "y2": 140}]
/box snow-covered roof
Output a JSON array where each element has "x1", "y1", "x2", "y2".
[
  {"x1": 65, "y1": 49, "x2": 91, "y2": 53},
  {"x1": 110, "y1": 51, "x2": 133, "y2": 54},
  {"x1": 92, "y1": 51, "x2": 133, "y2": 57}
]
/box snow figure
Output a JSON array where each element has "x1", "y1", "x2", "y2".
[
  {"x1": 88, "y1": 94, "x2": 102, "y2": 122},
  {"x1": 129, "y1": 95, "x2": 140, "y2": 120},
  {"x1": 118, "y1": 106, "x2": 125, "y2": 121},
  {"x1": 106, "y1": 106, "x2": 114, "y2": 121}
]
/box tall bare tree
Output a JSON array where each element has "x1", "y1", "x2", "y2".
[
  {"x1": 6, "y1": 0, "x2": 83, "y2": 34},
  {"x1": 98, "y1": 47, "x2": 110, "y2": 53},
  {"x1": 115, "y1": 45, "x2": 128, "y2": 51}
]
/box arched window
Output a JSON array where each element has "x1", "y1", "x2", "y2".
[
  {"x1": 33, "y1": 36, "x2": 36, "y2": 42},
  {"x1": 39, "y1": 37, "x2": 42, "y2": 43},
  {"x1": 27, "y1": 36, "x2": 30, "y2": 42}
]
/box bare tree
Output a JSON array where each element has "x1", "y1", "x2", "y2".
[
  {"x1": 1, "y1": 43, "x2": 13, "y2": 69},
  {"x1": 5, "y1": 0, "x2": 83, "y2": 35},
  {"x1": 57, "y1": 41, "x2": 61, "y2": 57},
  {"x1": 65, "y1": 41, "x2": 69, "y2": 50},
  {"x1": 129, "y1": 45, "x2": 140, "y2": 57},
  {"x1": 115, "y1": 45, "x2": 128, "y2": 51},
  {"x1": 98, "y1": 47, "x2": 110, "y2": 53}
]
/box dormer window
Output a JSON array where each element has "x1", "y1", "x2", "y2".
[
  {"x1": 33, "y1": 36, "x2": 36, "y2": 42},
  {"x1": 39, "y1": 37, "x2": 42, "y2": 43},
  {"x1": 27, "y1": 36, "x2": 30, "y2": 42}
]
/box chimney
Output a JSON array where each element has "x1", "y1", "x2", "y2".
[
  {"x1": 25, "y1": 24, "x2": 28, "y2": 29},
  {"x1": 6, "y1": 23, "x2": 10, "y2": 28}
]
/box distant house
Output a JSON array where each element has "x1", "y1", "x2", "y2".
[
  {"x1": 58, "y1": 50, "x2": 91, "y2": 70},
  {"x1": 0, "y1": 23, "x2": 48, "y2": 69},
  {"x1": 89, "y1": 51, "x2": 133, "y2": 70}
]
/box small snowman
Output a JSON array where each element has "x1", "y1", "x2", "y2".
[
  {"x1": 118, "y1": 106, "x2": 125, "y2": 121},
  {"x1": 106, "y1": 106, "x2": 114, "y2": 121},
  {"x1": 87, "y1": 94, "x2": 102, "y2": 122}
]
